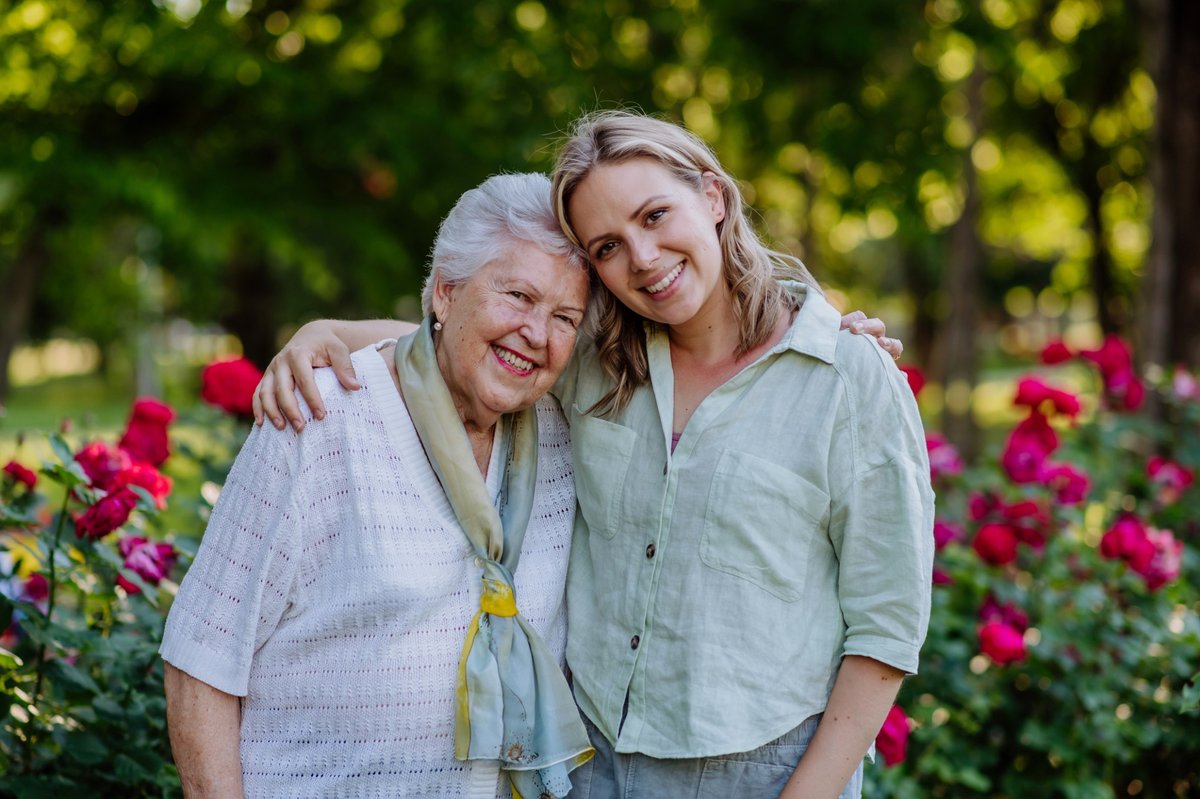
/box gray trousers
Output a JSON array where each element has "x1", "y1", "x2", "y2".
[{"x1": 569, "y1": 713, "x2": 864, "y2": 799}]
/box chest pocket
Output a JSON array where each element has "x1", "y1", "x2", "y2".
[
  {"x1": 569, "y1": 407, "x2": 639, "y2": 540},
  {"x1": 700, "y1": 449, "x2": 831, "y2": 602}
]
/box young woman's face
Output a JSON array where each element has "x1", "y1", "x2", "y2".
[
  {"x1": 431, "y1": 242, "x2": 588, "y2": 427},
  {"x1": 567, "y1": 158, "x2": 728, "y2": 330}
]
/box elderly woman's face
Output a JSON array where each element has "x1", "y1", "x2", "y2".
[{"x1": 432, "y1": 241, "x2": 588, "y2": 427}]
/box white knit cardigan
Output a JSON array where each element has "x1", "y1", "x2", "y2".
[{"x1": 161, "y1": 345, "x2": 575, "y2": 798}]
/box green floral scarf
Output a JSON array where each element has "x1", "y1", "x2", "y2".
[{"x1": 394, "y1": 317, "x2": 592, "y2": 799}]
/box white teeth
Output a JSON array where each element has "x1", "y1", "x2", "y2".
[
  {"x1": 645, "y1": 264, "x2": 683, "y2": 294},
  {"x1": 494, "y1": 347, "x2": 534, "y2": 371}
]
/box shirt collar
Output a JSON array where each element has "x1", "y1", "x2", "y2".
[{"x1": 776, "y1": 281, "x2": 841, "y2": 365}]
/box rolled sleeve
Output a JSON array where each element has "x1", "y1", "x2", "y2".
[{"x1": 829, "y1": 338, "x2": 935, "y2": 675}]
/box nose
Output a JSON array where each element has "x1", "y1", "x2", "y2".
[
  {"x1": 628, "y1": 232, "x2": 660, "y2": 272},
  {"x1": 520, "y1": 310, "x2": 549, "y2": 349}
]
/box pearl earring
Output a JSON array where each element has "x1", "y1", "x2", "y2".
[{"x1": 433, "y1": 320, "x2": 443, "y2": 332}]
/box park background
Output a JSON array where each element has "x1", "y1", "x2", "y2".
[{"x1": 1, "y1": 0, "x2": 1198, "y2": 797}]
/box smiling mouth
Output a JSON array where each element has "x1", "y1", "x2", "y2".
[
  {"x1": 492, "y1": 345, "x2": 536, "y2": 375},
  {"x1": 644, "y1": 263, "x2": 684, "y2": 295}
]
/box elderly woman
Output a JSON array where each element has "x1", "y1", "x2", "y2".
[{"x1": 160, "y1": 173, "x2": 593, "y2": 798}]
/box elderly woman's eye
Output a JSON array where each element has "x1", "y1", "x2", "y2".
[
  {"x1": 555, "y1": 314, "x2": 580, "y2": 328},
  {"x1": 509, "y1": 290, "x2": 528, "y2": 301}
]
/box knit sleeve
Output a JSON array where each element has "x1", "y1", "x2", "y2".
[{"x1": 160, "y1": 422, "x2": 304, "y2": 696}]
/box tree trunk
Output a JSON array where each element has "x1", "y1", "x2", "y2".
[
  {"x1": 1139, "y1": 0, "x2": 1200, "y2": 372},
  {"x1": 0, "y1": 212, "x2": 59, "y2": 404},
  {"x1": 220, "y1": 232, "x2": 279, "y2": 370},
  {"x1": 941, "y1": 67, "x2": 985, "y2": 460}
]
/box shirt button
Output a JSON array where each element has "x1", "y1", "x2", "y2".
[
  {"x1": 645, "y1": 544, "x2": 656, "y2": 559},
  {"x1": 630, "y1": 635, "x2": 641, "y2": 650}
]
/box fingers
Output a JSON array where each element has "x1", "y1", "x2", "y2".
[
  {"x1": 328, "y1": 343, "x2": 360, "y2": 392},
  {"x1": 880, "y1": 336, "x2": 904, "y2": 361},
  {"x1": 839, "y1": 311, "x2": 868, "y2": 330}
]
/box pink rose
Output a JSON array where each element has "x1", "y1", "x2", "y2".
[
  {"x1": 1147, "y1": 456, "x2": 1194, "y2": 505},
  {"x1": 201, "y1": 358, "x2": 265, "y2": 417},
  {"x1": 979, "y1": 621, "x2": 1028, "y2": 665},
  {"x1": 1131, "y1": 528, "x2": 1183, "y2": 591},
  {"x1": 116, "y1": 536, "x2": 179, "y2": 594},
  {"x1": 973, "y1": 523, "x2": 1019, "y2": 566},
  {"x1": 1039, "y1": 340, "x2": 1073, "y2": 365},
  {"x1": 875, "y1": 705, "x2": 910, "y2": 766},
  {"x1": 1171, "y1": 366, "x2": 1199, "y2": 402},
  {"x1": 927, "y1": 435, "x2": 963, "y2": 482},
  {"x1": 75, "y1": 490, "x2": 137, "y2": 540},
  {"x1": 3, "y1": 460, "x2": 37, "y2": 490}
]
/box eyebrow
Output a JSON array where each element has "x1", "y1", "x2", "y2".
[{"x1": 583, "y1": 194, "x2": 670, "y2": 252}]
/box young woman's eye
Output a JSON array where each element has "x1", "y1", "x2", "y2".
[
  {"x1": 594, "y1": 241, "x2": 617, "y2": 259},
  {"x1": 646, "y1": 208, "x2": 667, "y2": 224}
]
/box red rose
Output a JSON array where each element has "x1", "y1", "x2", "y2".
[
  {"x1": 1039, "y1": 340, "x2": 1073, "y2": 365},
  {"x1": 1000, "y1": 411, "x2": 1058, "y2": 484},
  {"x1": 973, "y1": 523, "x2": 1020, "y2": 566},
  {"x1": 979, "y1": 621, "x2": 1027, "y2": 665},
  {"x1": 933, "y1": 519, "x2": 964, "y2": 549},
  {"x1": 1044, "y1": 463, "x2": 1090, "y2": 505},
  {"x1": 116, "y1": 536, "x2": 179, "y2": 594},
  {"x1": 75, "y1": 442, "x2": 132, "y2": 492},
  {"x1": 1014, "y1": 377, "x2": 1080, "y2": 419},
  {"x1": 74, "y1": 490, "x2": 137, "y2": 539},
  {"x1": 899, "y1": 365, "x2": 926, "y2": 398},
  {"x1": 1100, "y1": 515, "x2": 1154, "y2": 572},
  {"x1": 875, "y1": 705, "x2": 910, "y2": 766},
  {"x1": 1080, "y1": 335, "x2": 1133, "y2": 379},
  {"x1": 201, "y1": 358, "x2": 265, "y2": 417},
  {"x1": 116, "y1": 462, "x2": 173, "y2": 509},
  {"x1": 932, "y1": 567, "x2": 954, "y2": 585},
  {"x1": 24, "y1": 573, "x2": 49, "y2": 602},
  {"x1": 979, "y1": 595, "x2": 1029, "y2": 632},
  {"x1": 3, "y1": 460, "x2": 37, "y2": 490},
  {"x1": 119, "y1": 398, "x2": 175, "y2": 466},
  {"x1": 968, "y1": 491, "x2": 998, "y2": 521}
]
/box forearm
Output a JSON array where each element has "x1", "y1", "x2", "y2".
[
  {"x1": 164, "y1": 662, "x2": 244, "y2": 798},
  {"x1": 324, "y1": 318, "x2": 417, "y2": 351},
  {"x1": 780, "y1": 655, "x2": 905, "y2": 799}
]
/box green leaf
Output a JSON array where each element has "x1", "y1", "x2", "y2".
[
  {"x1": 92, "y1": 694, "x2": 126, "y2": 721},
  {"x1": 44, "y1": 658, "x2": 101, "y2": 695},
  {"x1": 126, "y1": 484, "x2": 158, "y2": 513},
  {"x1": 64, "y1": 731, "x2": 109, "y2": 766},
  {"x1": 49, "y1": 433, "x2": 75, "y2": 466},
  {"x1": 0, "y1": 593, "x2": 12, "y2": 632},
  {"x1": 0, "y1": 646, "x2": 23, "y2": 672},
  {"x1": 1182, "y1": 675, "x2": 1200, "y2": 714}
]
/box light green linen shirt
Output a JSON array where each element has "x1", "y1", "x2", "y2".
[{"x1": 554, "y1": 283, "x2": 935, "y2": 759}]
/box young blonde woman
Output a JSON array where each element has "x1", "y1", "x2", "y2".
[{"x1": 255, "y1": 111, "x2": 932, "y2": 799}]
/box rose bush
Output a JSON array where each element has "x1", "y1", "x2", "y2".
[
  {"x1": 0, "y1": 362, "x2": 257, "y2": 797},
  {"x1": 869, "y1": 343, "x2": 1200, "y2": 798}
]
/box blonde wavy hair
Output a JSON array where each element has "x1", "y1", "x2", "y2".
[{"x1": 551, "y1": 109, "x2": 820, "y2": 415}]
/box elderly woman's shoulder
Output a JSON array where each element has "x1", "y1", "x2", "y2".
[{"x1": 832, "y1": 328, "x2": 912, "y2": 402}]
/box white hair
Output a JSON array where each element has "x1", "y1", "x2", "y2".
[{"x1": 420, "y1": 172, "x2": 590, "y2": 319}]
